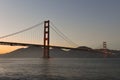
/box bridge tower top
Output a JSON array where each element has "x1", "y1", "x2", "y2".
[
  {"x1": 103, "y1": 41, "x2": 108, "y2": 58},
  {"x1": 103, "y1": 41, "x2": 107, "y2": 49},
  {"x1": 43, "y1": 20, "x2": 50, "y2": 58}
]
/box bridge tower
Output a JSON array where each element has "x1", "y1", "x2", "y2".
[
  {"x1": 43, "y1": 20, "x2": 50, "y2": 58},
  {"x1": 103, "y1": 41, "x2": 108, "y2": 58}
]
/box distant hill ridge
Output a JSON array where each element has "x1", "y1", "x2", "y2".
[{"x1": 0, "y1": 46, "x2": 119, "y2": 58}]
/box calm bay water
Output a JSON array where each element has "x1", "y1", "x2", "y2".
[{"x1": 0, "y1": 58, "x2": 119, "y2": 80}]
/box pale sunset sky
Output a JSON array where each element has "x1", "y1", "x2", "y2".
[{"x1": 0, "y1": 0, "x2": 120, "y2": 54}]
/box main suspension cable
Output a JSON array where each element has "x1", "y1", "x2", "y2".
[
  {"x1": 0, "y1": 21, "x2": 43, "y2": 39},
  {"x1": 51, "y1": 22, "x2": 79, "y2": 47}
]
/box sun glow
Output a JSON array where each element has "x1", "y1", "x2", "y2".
[{"x1": 0, "y1": 45, "x2": 24, "y2": 54}]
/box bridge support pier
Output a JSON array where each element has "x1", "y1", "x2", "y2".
[{"x1": 43, "y1": 20, "x2": 50, "y2": 58}]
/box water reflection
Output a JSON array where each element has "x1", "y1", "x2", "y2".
[
  {"x1": 41, "y1": 58, "x2": 67, "y2": 80},
  {"x1": 41, "y1": 59, "x2": 51, "y2": 76}
]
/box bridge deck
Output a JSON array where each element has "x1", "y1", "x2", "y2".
[{"x1": 0, "y1": 41, "x2": 85, "y2": 50}]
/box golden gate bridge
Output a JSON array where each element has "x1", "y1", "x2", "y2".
[{"x1": 0, "y1": 20, "x2": 110, "y2": 58}]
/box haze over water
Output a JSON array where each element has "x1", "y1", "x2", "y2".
[{"x1": 0, "y1": 58, "x2": 119, "y2": 80}]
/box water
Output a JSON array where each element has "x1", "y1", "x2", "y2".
[{"x1": 0, "y1": 58, "x2": 119, "y2": 80}]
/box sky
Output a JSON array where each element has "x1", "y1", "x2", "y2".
[{"x1": 0, "y1": 0, "x2": 120, "y2": 53}]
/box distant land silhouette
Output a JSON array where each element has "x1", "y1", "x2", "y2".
[{"x1": 0, "y1": 46, "x2": 120, "y2": 58}]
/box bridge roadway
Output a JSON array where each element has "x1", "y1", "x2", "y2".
[{"x1": 0, "y1": 41, "x2": 86, "y2": 51}]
